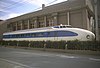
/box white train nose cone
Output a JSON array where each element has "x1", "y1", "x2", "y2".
[
  {"x1": 91, "y1": 33, "x2": 95, "y2": 40},
  {"x1": 86, "y1": 32, "x2": 95, "y2": 41}
]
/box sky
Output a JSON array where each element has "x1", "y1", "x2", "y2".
[{"x1": 0, "y1": 0, "x2": 67, "y2": 20}]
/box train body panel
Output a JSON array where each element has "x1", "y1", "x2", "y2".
[{"x1": 3, "y1": 25, "x2": 95, "y2": 41}]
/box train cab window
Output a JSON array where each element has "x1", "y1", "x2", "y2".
[
  {"x1": 60, "y1": 26, "x2": 67, "y2": 28},
  {"x1": 59, "y1": 25, "x2": 72, "y2": 28},
  {"x1": 60, "y1": 26, "x2": 63, "y2": 28}
]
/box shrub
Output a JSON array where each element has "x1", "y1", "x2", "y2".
[
  {"x1": 67, "y1": 40, "x2": 100, "y2": 51},
  {"x1": 0, "y1": 40, "x2": 100, "y2": 51},
  {"x1": 30, "y1": 41, "x2": 44, "y2": 48},
  {"x1": 46, "y1": 41, "x2": 66, "y2": 49}
]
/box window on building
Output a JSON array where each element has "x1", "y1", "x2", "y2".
[{"x1": 29, "y1": 18, "x2": 35, "y2": 29}]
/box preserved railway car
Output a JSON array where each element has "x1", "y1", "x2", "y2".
[{"x1": 3, "y1": 24, "x2": 95, "y2": 41}]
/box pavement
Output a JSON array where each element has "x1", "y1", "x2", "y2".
[
  {"x1": 12, "y1": 46, "x2": 100, "y2": 56},
  {"x1": 0, "y1": 46, "x2": 100, "y2": 68}
]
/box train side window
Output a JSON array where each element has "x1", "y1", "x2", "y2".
[
  {"x1": 24, "y1": 33, "x2": 29, "y2": 37},
  {"x1": 28, "y1": 34, "x2": 30, "y2": 37},
  {"x1": 16, "y1": 34, "x2": 18, "y2": 38},
  {"x1": 20, "y1": 34, "x2": 22, "y2": 38},
  {"x1": 3, "y1": 35, "x2": 5, "y2": 38},
  {"x1": 18, "y1": 34, "x2": 21, "y2": 38},
  {"x1": 23, "y1": 34, "x2": 25, "y2": 37},
  {"x1": 11, "y1": 35, "x2": 13, "y2": 38},
  {"x1": 16, "y1": 35, "x2": 18, "y2": 38},
  {"x1": 10, "y1": 35, "x2": 12, "y2": 38},
  {"x1": 29, "y1": 33, "x2": 32, "y2": 37},
  {"x1": 38, "y1": 33, "x2": 44, "y2": 37},
  {"x1": 31, "y1": 33, "x2": 35, "y2": 37},
  {"x1": 14, "y1": 35, "x2": 16, "y2": 38},
  {"x1": 12, "y1": 35, "x2": 14, "y2": 38},
  {"x1": 5, "y1": 35, "x2": 8, "y2": 38},
  {"x1": 8, "y1": 35, "x2": 10, "y2": 38},
  {"x1": 6, "y1": 35, "x2": 8, "y2": 38},
  {"x1": 43, "y1": 32, "x2": 48, "y2": 37}
]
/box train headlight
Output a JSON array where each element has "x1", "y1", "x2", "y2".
[{"x1": 86, "y1": 35, "x2": 90, "y2": 39}]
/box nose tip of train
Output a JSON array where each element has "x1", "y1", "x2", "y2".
[{"x1": 86, "y1": 32, "x2": 95, "y2": 41}]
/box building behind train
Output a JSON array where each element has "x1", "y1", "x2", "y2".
[{"x1": 0, "y1": 0, "x2": 100, "y2": 41}]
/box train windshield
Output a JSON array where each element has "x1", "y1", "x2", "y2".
[
  {"x1": 53, "y1": 25, "x2": 72, "y2": 28},
  {"x1": 60, "y1": 26, "x2": 67, "y2": 28}
]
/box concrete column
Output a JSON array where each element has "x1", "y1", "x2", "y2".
[
  {"x1": 34, "y1": 20, "x2": 37, "y2": 28},
  {"x1": 85, "y1": 9, "x2": 90, "y2": 30},
  {"x1": 90, "y1": 17, "x2": 94, "y2": 31},
  {"x1": 21, "y1": 22, "x2": 23, "y2": 30},
  {"x1": 48, "y1": 19, "x2": 51, "y2": 26},
  {"x1": 67, "y1": 12, "x2": 70, "y2": 25},
  {"x1": 94, "y1": 0, "x2": 99, "y2": 41},
  {"x1": 15, "y1": 22, "x2": 17, "y2": 31},
  {"x1": 28, "y1": 19, "x2": 30, "y2": 29},
  {"x1": 9, "y1": 24, "x2": 13, "y2": 31},
  {"x1": 34, "y1": 17, "x2": 38, "y2": 28},
  {"x1": 82, "y1": 9, "x2": 87, "y2": 29},
  {"x1": 54, "y1": 16, "x2": 57, "y2": 26},
  {"x1": 44, "y1": 16, "x2": 47, "y2": 27},
  {"x1": 52, "y1": 13, "x2": 58, "y2": 26}
]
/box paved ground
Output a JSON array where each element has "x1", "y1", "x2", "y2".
[{"x1": 0, "y1": 46, "x2": 100, "y2": 68}]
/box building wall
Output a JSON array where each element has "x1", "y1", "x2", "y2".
[
  {"x1": 70, "y1": 9, "x2": 84, "y2": 28},
  {"x1": 0, "y1": 21, "x2": 8, "y2": 40},
  {"x1": 7, "y1": 9, "x2": 90, "y2": 31},
  {"x1": 97, "y1": 0, "x2": 100, "y2": 40},
  {"x1": 0, "y1": 0, "x2": 96, "y2": 40}
]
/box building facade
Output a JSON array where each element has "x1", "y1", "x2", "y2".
[
  {"x1": 0, "y1": 0, "x2": 99, "y2": 40},
  {"x1": 97, "y1": 0, "x2": 100, "y2": 41}
]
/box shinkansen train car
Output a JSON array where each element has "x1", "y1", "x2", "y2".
[{"x1": 3, "y1": 24, "x2": 95, "y2": 41}]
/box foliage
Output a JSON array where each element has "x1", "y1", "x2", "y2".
[
  {"x1": 0, "y1": 40, "x2": 100, "y2": 51},
  {"x1": 67, "y1": 40, "x2": 100, "y2": 51}
]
